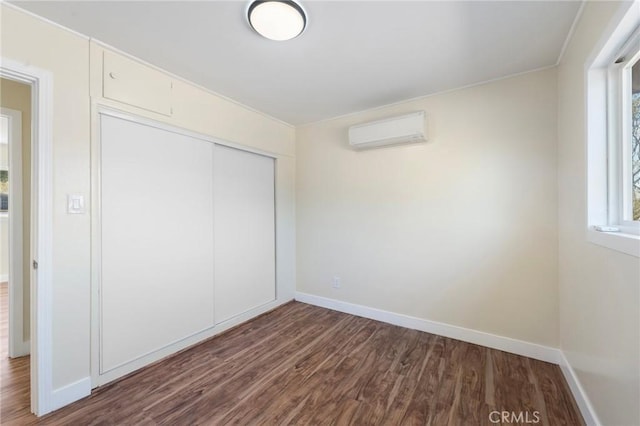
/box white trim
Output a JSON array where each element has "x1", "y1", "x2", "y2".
[
  {"x1": 558, "y1": 352, "x2": 602, "y2": 426},
  {"x1": 294, "y1": 292, "x2": 561, "y2": 365},
  {"x1": 50, "y1": 377, "x2": 91, "y2": 412},
  {"x1": 607, "y1": 32, "x2": 640, "y2": 232},
  {"x1": 1, "y1": 2, "x2": 90, "y2": 41},
  {"x1": 1, "y1": 57, "x2": 55, "y2": 416},
  {"x1": 555, "y1": 1, "x2": 586, "y2": 66},
  {"x1": 585, "y1": 1, "x2": 639, "y2": 69},
  {"x1": 1, "y1": 107, "x2": 27, "y2": 358},
  {"x1": 97, "y1": 105, "x2": 279, "y2": 158},
  {"x1": 585, "y1": 2, "x2": 640, "y2": 257},
  {"x1": 586, "y1": 67, "x2": 609, "y2": 228},
  {"x1": 89, "y1": 102, "x2": 101, "y2": 387},
  {"x1": 587, "y1": 228, "x2": 640, "y2": 257},
  {"x1": 0, "y1": 274, "x2": 8, "y2": 282},
  {"x1": 298, "y1": 65, "x2": 557, "y2": 127}
]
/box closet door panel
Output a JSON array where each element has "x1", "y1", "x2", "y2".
[
  {"x1": 100, "y1": 115, "x2": 214, "y2": 372},
  {"x1": 214, "y1": 145, "x2": 275, "y2": 323}
]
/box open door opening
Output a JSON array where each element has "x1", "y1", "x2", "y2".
[
  {"x1": 1, "y1": 77, "x2": 33, "y2": 421},
  {"x1": 1, "y1": 56, "x2": 55, "y2": 418}
]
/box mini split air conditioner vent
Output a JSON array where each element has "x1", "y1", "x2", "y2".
[{"x1": 348, "y1": 111, "x2": 427, "y2": 149}]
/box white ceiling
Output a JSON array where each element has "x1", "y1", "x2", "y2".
[{"x1": 11, "y1": 1, "x2": 582, "y2": 125}]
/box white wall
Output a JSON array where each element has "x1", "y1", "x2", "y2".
[
  {"x1": 1, "y1": 3, "x2": 295, "y2": 402},
  {"x1": 1, "y1": 5, "x2": 91, "y2": 390},
  {"x1": 296, "y1": 68, "x2": 559, "y2": 347},
  {"x1": 557, "y1": 1, "x2": 640, "y2": 425}
]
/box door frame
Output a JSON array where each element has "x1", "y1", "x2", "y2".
[
  {"x1": 1, "y1": 57, "x2": 54, "y2": 416},
  {"x1": 1, "y1": 106, "x2": 28, "y2": 358}
]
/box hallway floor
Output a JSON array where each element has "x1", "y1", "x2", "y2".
[{"x1": 0, "y1": 282, "x2": 32, "y2": 425}]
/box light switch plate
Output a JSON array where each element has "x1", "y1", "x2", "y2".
[{"x1": 67, "y1": 194, "x2": 85, "y2": 214}]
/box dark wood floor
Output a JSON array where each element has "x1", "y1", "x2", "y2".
[
  {"x1": 1, "y1": 282, "x2": 32, "y2": 425},
  {"x1": 1, "y1": 286, "x2": 583, "y2": 426}
]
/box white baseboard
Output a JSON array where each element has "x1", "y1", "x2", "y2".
[
  {"x1": 0, "y1": 274, "x2": 8, "y2": 282},
  {"x1": 10, "y1": 339, "x2": 30, "y2": 358},
  {"x1": 43, "y1": 293, "x2": 598, "y2": 424},
  {"x1": 558, "y1": 352, "x2": 601, "y2": 426},
  {"x1": 295, "y1": 292, "x2": 561, "y2": 364},
  {"x1": 51, "y1": 377, "x2": 91, "y2": 411},
  {"x1": 295, "y1": 292, "x2": 603, "y2": 425}
]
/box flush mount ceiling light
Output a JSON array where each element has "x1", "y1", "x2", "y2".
[{"x1": 247, "y1": 0, "x2": 307, "y2": 41}]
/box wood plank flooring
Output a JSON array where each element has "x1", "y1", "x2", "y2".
[
  {"x1": 1, "y1": 282, "x2": 32, "y2": 425},
  {"x1": 1, "y1": 285, "x2": 583, "y2": 425}
]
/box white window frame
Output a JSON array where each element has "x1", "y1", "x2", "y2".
[
  {"x1": 608, "y1": 29, "x2": 640, "y2": 232},
  {"x1": 586, "y1": 4, "x2": 640, "y2": 258}
]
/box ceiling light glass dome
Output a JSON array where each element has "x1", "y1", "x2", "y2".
[{"x1": 247, "y1": 0, "x2": 307, "y2": 41}]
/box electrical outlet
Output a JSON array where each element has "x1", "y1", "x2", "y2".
[{"x1": 332, "y1": 276, "x2": 341, "y2": 289}]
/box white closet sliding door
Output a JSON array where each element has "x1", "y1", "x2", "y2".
[
  {"x1": 100, "y1": 114, "x2": 215, "y2": 373},
  {"x1": 214, "y1": 144, "x2": 276, "y2": 324}
]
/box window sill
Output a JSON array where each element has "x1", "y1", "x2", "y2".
[{"x1": 587, "y1": 228, "x2": 640, "y2": 257}]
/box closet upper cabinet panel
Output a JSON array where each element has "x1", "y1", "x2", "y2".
[{"x1": 103, "y1": 51, "x2": 172, "y2": 116}]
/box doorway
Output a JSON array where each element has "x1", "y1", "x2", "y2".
[
  {"x1": 0, "y1": 58, "x2": 54, "y2": 417},
  {"x1": 1, "y1": 77, "x2": 32, "y2": 421},
  {"x1": 1, "y1": 79, "x2": 31, "y2": 357}
]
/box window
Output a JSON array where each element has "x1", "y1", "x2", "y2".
[
  {"x1": 586, "y1": 6, "x2": 640, "y2": 257},
  {"x1": 608, "y1": 31, "x2": 640, "y2": 230}
]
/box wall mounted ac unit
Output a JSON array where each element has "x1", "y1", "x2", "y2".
[{"x1": 348, "y1": 111, "x2": 427, "y2": 149}]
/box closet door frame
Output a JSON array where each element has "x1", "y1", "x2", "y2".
[{"x1": 90, "y1": 104, "x2": 281, "y2": 387}]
